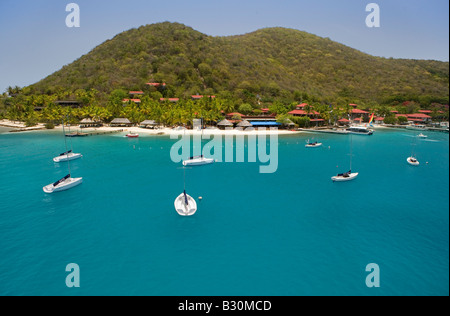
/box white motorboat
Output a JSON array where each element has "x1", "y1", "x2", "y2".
[
  {"x1": 43, "y1": 175, "x2": 83, "y2": 193},
  {"x1": 305, "y1": 141, "x2": 323, "y2": 148},
  {"x1": 407, "y1": 156, "x2": 420, "y2": 166},
  {"x1": 347, "y1": 126, "x2": 374, "y2": 135},
  {"x1": 174, "y1": 190, "x2": 197, "y2": 216},
  {"x1": 417, "y1": 133, "x2": 427, "y2": 139},
  {"x1": 332, "y1": 172, "x2": 359, "y2": 182},
  {"x1": 182, "y1": 155, "x2": 214, "y2": 166},
  {"x1": 53, "y1": 150, "x2": 82, "y2": 163}
]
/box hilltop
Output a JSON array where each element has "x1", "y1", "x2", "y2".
[{"x1": 29, "y1": 22, "x2": 449, "y2": 105}]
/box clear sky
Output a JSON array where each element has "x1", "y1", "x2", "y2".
[{"x1": 0, "y1": 0, "x2": 448, "y2": 93}]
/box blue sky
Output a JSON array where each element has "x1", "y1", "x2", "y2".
[{"x1": 0, "y1": 0, "x2": 448, "y2": 93}]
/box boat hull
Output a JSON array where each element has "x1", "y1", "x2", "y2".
[
  {"x1": 331, "y1": 173, "x2": 359, "y2": 182},
  {"x1": 53, "y1": 153, "x2": 82, "y2": 163},
  {"x1": 126, "y1": 134, "x2": 139, "y2": 138},
  {"x1": 174, "y1": 193, "x2": 197, "y2": 216},
  {"x1": 43, "y1": 177, "x2": 83, "y2": 193},
  {"x1": 182, "y1": 157, "x2": 215, "y2": 166},
  {"x1": 407, "y1": 157, "x2": 420, "y2": 166},
  {"x1": 305, "y1": 143, "x2": 323, "y2": 148}
]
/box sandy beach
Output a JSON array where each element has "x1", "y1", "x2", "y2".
[{"x1": 0, "y1": 119, "x2": 302, "y2": 136}]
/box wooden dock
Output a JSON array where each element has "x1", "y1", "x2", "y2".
[
  {"x1": 67, "y1": 129, "x2": 124, "y2": 137},
  {"x1": 299, "y1": 128, "x2": 350, "y2": 135}
]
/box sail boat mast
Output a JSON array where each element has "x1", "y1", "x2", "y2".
[{"x1": 349, "y1": 134, "x2": 353, "y2": 171}]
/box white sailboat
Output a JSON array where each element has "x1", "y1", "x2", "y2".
[
  {"x1": 182, "y1": 119, "x2": 215, "y2": 166},
  {"x1": 174, "y1": 166, "x2": 197, "y2": 216},
  {"x1": 44, "y1": 119, "x2": 83, "y2": 193},
  {"x1": 43, "y1": 175, "x2": 83, "y2": 193},
  {"x1": 407, "y1": 135, "x2": 420, "y2": 166},
  {"x1": 407, "y1": 157, "x2": 420, "y2": 166},
  {"x1": 53, "y1": 121, "x2": 82, "y2": 162},
  {"x1": 53, "y1": 150, "x2": 83, "y2": 162},
  {"x1": 305, "y1": 139, "x2": 323, "y2": 148},
  {"x1": 332, "y1": 135, "x2": 359, "y2": 182},
  {"x1": 183, "y1": 155, "x2": 214, "y2": 166}
]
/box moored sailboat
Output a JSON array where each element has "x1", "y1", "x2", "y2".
[
  {"x1": 44, "y1": 118, "x2": 83, "y2": 193},
  {"x1": 182, "y1": 119, "x2": 215, "y2": 167},
  {"x1": 332, "y1": 134, "x2": 358, "y2": 182},
  {"x1": 174, "y1": 166, "x2": 197, "y2": 216},
  {"x1": 53, "y1": 121, "x2": 82, "y2": 163},
  {"x1": 43, "y1": 175, "x2": 83, "y2": 193}
]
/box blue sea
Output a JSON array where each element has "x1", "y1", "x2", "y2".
[{"x1": 0, "y1": 127, "x2": 448, "y2": 296}]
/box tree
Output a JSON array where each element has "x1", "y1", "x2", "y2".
[{"x1": 238, "y1": 103, "x2": 253, "y2": 115}]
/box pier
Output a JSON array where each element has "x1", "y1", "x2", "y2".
[{"x1": 66, "y1": 129, "x2": 124, "y2": 137}]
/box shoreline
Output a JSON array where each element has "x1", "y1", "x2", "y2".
[{"x1": 0, "y1": 119, "x2": 302, "y2": 136}]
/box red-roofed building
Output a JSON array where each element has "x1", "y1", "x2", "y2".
[
  {"x1": 226, "y1": 112, "x2": 245, "y2": 118},
  {"x1": 295, "y1": 103, "x2": 308, "y2": 109},
  {"x1": 350, "y1": 108, "x2": 370, "y2": 121},
  {"x1": 407, "y1": 113, "x2": 432, "y2": 122},
  {"x1": 419, "y1": 110, "x2": 432, "y2": 114},
  {"x1": 146, "y1": 83, "x2": 166, "y2": 88},
  {"x1": 129, "y1": 91, "x2": 144, "y2": 95},
  {"x1": 288, "y1": 109, "x2": 320, "y2": 117},
  {"x1": 349, "y1": 104, "x2": 358, "y2": 108},
  {"x1": 160, "y1": 98, "x2": 179, "y2": 102},
  {"x1": 191, "y1": 95, "x2": 216, "y2": 100},
  {"x1": 122, "y1": 99, "x2": 141, "y2": 104},
  {"x1": 338, "y1": 118, "x2": 350, "y2": 125}
]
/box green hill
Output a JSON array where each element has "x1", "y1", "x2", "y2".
[{"x1": 30, "y1": 22, "x2": 449, "y2": 105}]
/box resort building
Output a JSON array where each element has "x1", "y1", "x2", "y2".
[
  {"x1": 338, "y1": 118, "x2": 351, "y2": 126},
  {"x1": 54, "y1": 101, "x2": 82, "y2": 108},
  {"x1": 160, "y1": 98, "x2": 179, "y2": 102},
  {"x1": 217, "y1": 119, "x2": 233, "y2": 130},
  {"x1": 374, "y1": 117, "x2": 385, "y2": 124},
  {"x1": 396, "y1": 113, "x2": 432, "y2": 124},
  {"x1": 129, "y1": 91, "x2": 144, "y2": 97},
  {"x1": 350, "y1": 109, "x2": 370, "y2": 121},
  {"x1": 146, "y1": 82, "x2": 166, "y2": 87},
  {"x1": 406, "y1": 113, "x2": 432, "y2": 123},
  {"x1": 110, "y1": 118, "x2": 132, "y2": 127},
  {"x1": 294, "y1": 103, "x2": 308, "y2": 109},
  {"x1": 79, "y1": 118, "x2": 102, "y2": 128},
  {"x1": 226, "y1": 112, "x2": 246, "y2": 119},
  {"x1": 140, "y1": 120, "x2": 158, "y2": 129},
  {"x1": 288, "y1": 109, "x2": 320, "y2": 118},
  {"x1": 122, "y1": 99, "x2": 141, "y2": 104},
  {"x1": 191, "y1": 95, "x2": 216, "y2": 100}
]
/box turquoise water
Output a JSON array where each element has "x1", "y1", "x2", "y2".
[{"x1": 0, "y1": 128, "x2": 448, "y2": 296}]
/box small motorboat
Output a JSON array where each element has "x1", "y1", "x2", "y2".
[
  {"x1": 417, "y1": 133, "x2": 428, "y2": 139},
  {"x1": 331, "y1": 171, "x2": 359, "y2": 182},
  {"x1": 174, "y1": 190, "x2": 197, "y2": 216},
  {"x1": 182, "y1": 155, "x2": 215, "y2": 166},
  {"x1": 53, "y1": 150, "x2": 82, "y2": 163},
  {"x1": 407, "y1": 157, "x2": 420, "y2": 166},
  {"x1": 43, "y1": 175, "x2": 83, "y2": 193},
  {"x1": 305, "y1": 141, "x2": 323, "y2": 148},
  {"x1": 126, "y1": 133, "x2": 139, "y2": 138}
]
